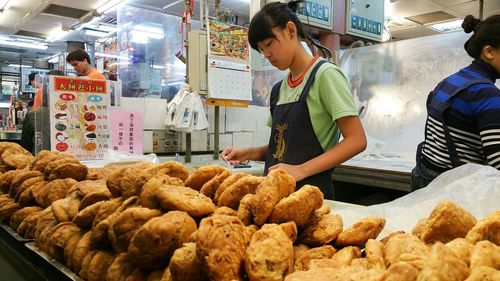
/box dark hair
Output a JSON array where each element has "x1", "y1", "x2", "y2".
[
  {"x1": 28, "y1": 72, "x2": 36, "y2": 83},
  {"x1": 47, "y1": 69, "x2": 65, "y2": 76},
  {"x1": 462, "y1": 14, "x2": 500, "y2": 58},
  {"x1": 248, "y1": 0, "x2": 331, "y2": 58},
  {"x1": 66, "y1": 49, "x2": 91, "y2": 64}
]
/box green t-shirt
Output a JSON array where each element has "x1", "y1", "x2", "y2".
[{"x1": 267, "y1": 59, "x2": 358, "y2": 151}]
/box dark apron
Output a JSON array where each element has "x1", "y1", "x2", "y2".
[
  {"x1": 264, "y1": 60, "x2": 334, "y2": 199},
  {"x1": 410, "y1": 78, "x2": 493, "y2": 191}
]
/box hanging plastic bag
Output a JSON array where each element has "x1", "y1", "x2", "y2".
[
  {"x1": 171, "y1": 91, "x2": 195, "y2": 131},
  {"x1": 165, "y1": 83, "x2": 190, "y2": 127},
  {"x1": 191, "y1": 93, "x2": 209, "y2": 131}
]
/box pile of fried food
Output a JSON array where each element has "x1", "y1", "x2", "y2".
[{"x1": 0, "y1": 141, "x2": 498, "y2": 281}]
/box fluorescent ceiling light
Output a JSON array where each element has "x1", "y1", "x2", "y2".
[
  {"x1": 133, "y1": 24, "x2": 164, "y2": 39},
  {"x1": 85, "y1": 29, "x2": 110, "y2": 37},
  {"x1": 97, "y1": 0, "x2": 126, "y2": 13},
  {"x1": 426, "y1": 19, "x2": 463, "y2": 33},
  {"x1": 47, "y1": 28, "x2": 70, "y2": 42},
  {"x1": 0, "y1": 39, "x2": 47, "y2": 50},
  {"x1": 8, "y1": 64, "x2": 31, "y2": 68},
  {"x1": 95, "y1": 52, "x2": 129, "y2": 60}
]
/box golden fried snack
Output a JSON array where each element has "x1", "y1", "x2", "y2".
[
  {"x1": 293, "y1": 244, "x2": 311, "y2": 266},
  {"x1": 335, "y1": 217, "x2": 385, "y2": 247},
  {"x1": 280, "y1": 221, "x2": 298, "y2": 242},
  {"x1": 350, "y1": 258, "x2": 369, "y2": 271},
  {"x1": 418, "y1": 242, "x2": 469, "y2": 281},
  {"x1": 79, "y1": 250, "x2": 97, "y2": 280},
  {"x1": 135, "y1": 161, "x2": 189, "y2": 192},
  {"x1": 465, "y1": 266, "x2": 499, "y2": 281},
  {"x1": 383, "y1": 262, "x2": 419, "y2": 281},
  {"x1": 0, "y1": 201, "x2": 21, "y2": 221},
  {"x1": 199, "y1": 169, "x2": 231, "y2": 199},
  {"x1": 147, "y1": 270, "x2": 164, "y2": 281},
  {"x1": 64, "y1": 232, "x2": 83, "y2": 270},
  {"x1": 2, "y1": 149, "x2": 33, "y2": 169},
  {"x1": 284, "y1": 268, "x2": 338, "y2": 281},
  {"x1": 10, "y1": 206, "x2": 43, "y2": 232},
  {"x1": 169, "y1": 242, "x2": 205, "y2": 281},
  {"x1": 51, "y1": 198, "x2": 72, "y2": 222},
  {"x1": 252, "y1": 169, "x2": 296, "y2": 225},
  {"x1": 218, "y1": 176, "x2": 263, "y2": 210},
  {"x1": 418, "y1": 200, "x2": 477, "y2": 243},
  {"x1": 445, "y1": 238, "x2": 474, "y2": 266},
  {"x1": 49, "y1": 161, "x2": 88, "y2": 181},
  {"x1": 71, "y1": 231, "x2": 92, "y2": 273},
  {"x1": 329, "y1": 246, "x2": 362, "y2": 269},
  {"x1": 380, "y1": 231, "x2": 406, "y2": 245},
  {"x1": 49, "y1": 222, "x2": 81, "y2": 262},
  {"x1": 156, "y1": 184, "x2": 215, "y2": 217},
  {"x1": 107, "y1": 167, "x2": 128, "y2": 197},
  {"x1": 13, "y1": 176, "x2": 44, "y2": 201},
  {"x1": 237, "y1": 193, "x2": 255, "y2": 226},
  {"x1": 384, "y1": 233, "x2": 429, "y2": 266},
  {"x1": 245, "y1": 225, "x2": 259, "y2": 245},
  {"x1": 43, "y1": 156, "x2": 77, "y2": 177},
  {"x1": 78, "y1": 191, "x2": 111, "y2": 211},
  {"x1": 412, "y1": 218, "x2": 428, "y2": 239},
  {"x1": 196, "y1": 214, "x2": 247, "y2": 281},
  {"x1": 185, "y1": 164, "x2": 228, "y2": 191},
  {"x1": 214, "y1": 172, "x2": 250, "y2": 203},
  {"x1": 0, "y1": 170, "x2": 21, "y2": 193},
  {"x1": 106, "y1": 253, "x2": 137, "y2": 281},
  {"x1": 18, "y1": 181, "x2": 47, "y2": 207},
  {"x1": 139, "y1": 174, "x2": 184, "y2": 209},
  {"x1": 269, "y1": 185, "x2": 323, "y2": 227},
  {"x1": 469, "y1": 240, "x2": 500, "y2": 270},
  {"x1": 29, "y1": 151, "x2": 61, "y2": 172},
  {"x1": 120, "y1": 162, "x2": 156, "y2": 199},
  {"x1": 126, "y1": 268, "x2": 150, "y2": 281},
  {"x1": 86, "y1": 167, "x2": 115, "y2": 180},
  {"x1": 34, "y1": 178, "x2": 77, "y2": 208},
  {"x1": 109, "y1": 207, "x2": 161, "y2": 253},
  {"x1": 129, "y1": 211, "x2": 197, "y2": 270},
  {"x1": 37, "y1": 221, "x2": 66, "y2": 257},
  {"x1": 92, "y1": 197, "x2": 124, "y2": 226},
  {"x1": 87, "y1": 250, "x2": 115, "y2": 281},
  {"x1": 299, "y1": 213, "x2": 343, "y2": 247},
  {"x1": 9, "y1": 170, "x2": 43, "y2": 198},
  {"x1": 245, "y1": 224, "x2": 294, "y2": 281},
  {"x1": 68, "y1": 179, "x2": 108, "y2": 199},
  {"x1": 294, "y1": 245, "x2": 337, "y2": 271},
  {"x1": 17, "y1": 211, "x2": 43, "y2": 238},
  {"x1": 73, "y1": 201, "x2": 106, "y2": 228},
  {"x1": 365, "y1": 239, "x2": 386, "y2": 270},
  {"x1": 213, "y1": 206, "x2": 238, "y2": 216},
  {"x1": 465, "y1": 210, "x2": 500, "y2": 245}
]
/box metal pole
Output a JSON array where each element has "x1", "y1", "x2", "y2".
[
  {"x1": 214, "y1": 106, "x2": 220, "y2": 159},
  {"x1": 184, "y1": 0, "x2": 192, "y2": 163},
  {"x1": 479, "y1": 0, "x2": 484, "y2": 20}
]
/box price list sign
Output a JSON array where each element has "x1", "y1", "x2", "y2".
[{"x1": 49, "y1": 76, "x2": 111, "y2": 160}]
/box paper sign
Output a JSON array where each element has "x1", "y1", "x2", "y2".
[
  {"x1": 49, "y1": 76, "x2": 111, "y2": 160},
  {"x1": 111, "y1": 109, "x2": 143, "y2": 155}
]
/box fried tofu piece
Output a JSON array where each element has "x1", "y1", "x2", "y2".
[
  {"x1": 294, "y1": 245, "x2": 337, "y2": 271},
  {"x1": 129, "y1": 211, "x2": 197, "y2": 270},
  {"x1": 196, "y1": 215, "x2": 247, "y2": 281},
  {"x1": 382, "y1": 262, "x2": 419, "y2": 281},
  {"x1": 269, "y1": 185, "x2": 323, "y2": 227},
  {"x1": 245, "y1": 224, "x2": 294, "y2": 281},
  {"x1": 169, "y1": 242, "x2": 205, "y2": 281},
  {"x1": 384, "y1": 233, "x2": 429, "y2": 266},
  {"x1": 299, "y1": 213, "x2": 343, "y2": 247},
  {"x1": 445, "y1": 238, "x2": 474, "y2": 266},
  {"x1": 156, "y1": 184, "x2": 215, "y2": 217},
  {"x1": 417, "y1": 242, "x2": 469, "y2": 281},
  {"x1": 217, "y1": 176, "x2": 263, "y2": 210},
  {"x1": 335, "y1": 217, "x2": 385, "y2": 247},
  {"x1": 469, "y1": 240, "x2": 500, "y2": 270},
  {"x1": 252, "y1": 169, "x2": 296, "y2": 225},
  {"x1": 417, "y1": 201, "x2": 477, "y2": 243},
  {"x1": 466, "y1": 211, "x2": 500, "y2": 245},
  {"x1": 185, "y1": 165, "x2": 228, "y2": 191}
]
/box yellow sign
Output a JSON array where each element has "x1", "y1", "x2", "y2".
[{"x1": 205, "y1": 98, "x2": 249, "y2": 108}]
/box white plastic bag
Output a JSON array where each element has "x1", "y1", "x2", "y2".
[
  {"x1": 191, "y1": 93, "x2": 209, "y2": 131},
  {"x1": 171, "y1": 92, "x2": 195, "y2": 131},
  {"x1": 164, "y1": 83, "x2": 190, "y2": 127}
]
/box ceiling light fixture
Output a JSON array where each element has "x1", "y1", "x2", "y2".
[
  {"x1": 85, "y1": 29, "x2": 110, "y2": 37},
  {"x1": 7, "y1": 64, "x2": 31, "y2": 68},
  {"x1": 47, "y1": 28, "x2": 70, "y2": 42},
  {"x1": 0, "y1": 39, "x2": 48, "y2": 50}
]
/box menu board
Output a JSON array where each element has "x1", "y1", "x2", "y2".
[{"x1": 49, "y1": 76, "x2": 111, "y2": 160}]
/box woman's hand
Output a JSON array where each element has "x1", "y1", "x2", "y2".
[
  {"x1": 220, "y1": 147, "x2": 248, "y2": 165},
  {"x1": 268, "y1": 163, "x2": 306, "y2": 182}
]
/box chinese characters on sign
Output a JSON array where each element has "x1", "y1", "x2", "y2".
[
  {"x1": 111, "y1": 109, "x2": 143, "y2": 155},
  {"x1": 49, "y1": 77, "x2": 111, "y2": 160}
]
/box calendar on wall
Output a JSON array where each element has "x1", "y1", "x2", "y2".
[{"x1": 207, "y1": 19, "x2": 252, "y2": 101}]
